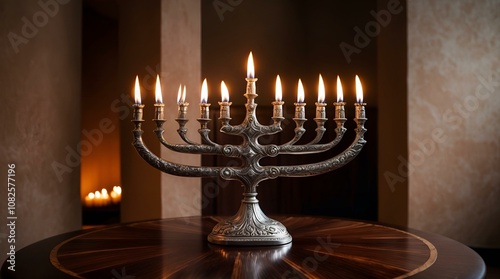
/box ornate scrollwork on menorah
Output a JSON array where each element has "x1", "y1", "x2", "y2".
[{"x1": 131, "y1": 52, "x2": 367, "y2": 246}]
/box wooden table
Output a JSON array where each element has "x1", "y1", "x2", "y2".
[{"x1": 1, "y1": 216, "x2": 485, "y2": 278}]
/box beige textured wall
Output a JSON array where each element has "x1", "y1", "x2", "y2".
[
  {"x1": 119, "y1": 0, "x2": 201, "y2": 221},
  {"x1": 0, "y1": 0, "x2": 82, "y2": 261},
  {"x1": 119, "y1": 0, "x2": 162, "y2": 222},
  {"x1": 408, "y1": 0, "x2": 500, "y2": 247},
  {"x1": 160, "y1": 0, "x2": 201, "y2": 218}
]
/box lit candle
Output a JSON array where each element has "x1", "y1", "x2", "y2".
[
  {"x1": 84, "y1": 192, "x2": 95, "y2": 207},
  {"x1": 272, "y1": 75, "x2": 284, "y2": 121},
  {"x1": 177, "y1": 84, "x2": 189, "y2": 119},
  {"x1": 247, "y1": 52, "x2": 255, "y2": 79},
  {"x1": 315, "y1": 74, "x2": 327, "y2": 119},
  {"x1": 245, "y1": 52, "x2": 257, "y2": 95},
  {"x1": 133, "y1": 75, "x2": 145, "y2": 121},
  {"x1": 200, "y1": 78, "x2": 210, "y2": 119},
  {"x1": 219, "y1": 81, "x2": 232, "y2": 121},
  {"x1": 294, "y1": 79, "x2": 306, "y2": 119},
  {"x1": 154, "y1": 75, "x2": 165, "y2": 120},
  {"x1": 334, "y1": 76, "x2": 346, "y2": 119},
  {"x1": 112, "y1": 186, "x2": 122, "y2": 203},
  {"x1": 95, "y1": 190, "x2": 102, "y2": 207},
  {"x1": 101, "y1": 188, "x2": 110, "y2": 206},
  {"x1": 355, "y1": 75, "x2": 366, "y2": 119}
]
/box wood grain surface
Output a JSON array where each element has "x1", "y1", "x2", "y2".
[{"x1": 1, "y1": 216, "x2": 485, "y2": 278}]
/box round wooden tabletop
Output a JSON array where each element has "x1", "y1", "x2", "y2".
[{"x1": 1, "y1": 216, "x2": 485, "y2": 278}]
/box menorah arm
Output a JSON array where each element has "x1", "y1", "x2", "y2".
[
  {"x1": 278, "y1": 126, "x2": 346, "y2": 154},
  {"x1": 154, "y1": 128, "x2": 224, "y2": 155},
  {"x1": 133, "y1": 129, "x2": 221, "y2": 177},
  {"x1": 220, "y1": 122, "x2": 282, "y2": 136},
  {"x1": 274, "y1": 134, "x2": 366, "y2": 177},
  {"x1": 177, "y1": 126, "x2": 198, "y2": 145}
]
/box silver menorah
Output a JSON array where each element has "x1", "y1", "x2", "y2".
[{"x1": 131, "y1": 53, "x2": 367, "y2": 246}]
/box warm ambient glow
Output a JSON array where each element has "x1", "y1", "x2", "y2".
[
  {"x1": 337, "y1": 76, "x2": 344, "y2": 102},
  {"x1": 83, "y1": 186, "x2": 122, "y2": 207},
  {"x1": 155, "y1": 75, "x2": 163, "y2": 103},
  {"x1": 297, "y1": 79, "x2": 305, "y2": 103},
  {"x1": 275, "y1": 75, "x2": 282, "y2": 102},
  {"x1": 355, "y1": 75, "x2": 363, "y2": 103},
  {"x1": 221, "y1": 81, "x2": 229, "y2": 102},
  {"x1": 201, "y1": 78, "x2": 208, "y2": 103},
  {"x1": 318, "y1": 74, "x2": 325, "y2": 103},
  {"x1": 247, "y1": 52, "x2": 255, "y2": 78},
  {"x1": 134, "y1": 75, "x2": 141, "y2": 104}
]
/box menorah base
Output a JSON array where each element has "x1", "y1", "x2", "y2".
[{"x1": 208, "y1": 198, "x2": 292, "y2": 246}]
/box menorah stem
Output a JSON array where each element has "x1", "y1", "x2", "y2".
[{"x1": 208, "y1": 184, "x2": 292, "y2": 246}]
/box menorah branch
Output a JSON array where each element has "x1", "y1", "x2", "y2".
[{"x1": 133, "y1": 129, "x2": 221, "y2": 177}]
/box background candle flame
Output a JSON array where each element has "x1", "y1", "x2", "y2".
[
  {"x1": 155, "y1": 75, "x2": 163, "y2": 103},
  {"x1": 297, "y1": 79, "x2": 305, "y2": 103},
  {"x1": 318, "y1": 74, "x2": 325, "y2": 103},
  {"x1": 201, "y1": 78, "x2": 208, "y2": 103},
  {"x1": 275, "y1": 75, "x2": 282, "y2": 102},
  {"x1": 134, "y1": 75, "x2": 141, "y2": 104},
  {"x1": 247, "y1": 52, "x2": 254, "y2": 78},
  {"x1": 337, "y1": 76, "x2": 343, "y2": 102},
  {"x1": 355, "y1": 75, "x2": 363, "y2": 103},
  {"x1": 221, "y1": 81, "x2": 229, "y2": 102}
]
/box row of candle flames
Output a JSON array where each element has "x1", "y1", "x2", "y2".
[
  {"x1": 132, "y1": 52, "x2": 367, "y2": 123},
  {"x1": 83, "y1": 186, "x2": 122, "y2": 207}
]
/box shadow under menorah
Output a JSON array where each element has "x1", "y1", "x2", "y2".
[{"x1": 131, "y1": 54, "x2": 367, "y2": 246}]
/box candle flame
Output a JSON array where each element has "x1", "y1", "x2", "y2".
[
  {"x1": 95, "y1": 191, "x2": 101, "y2": 199},
  {"x1": 355, "y1": 75, "x2": 363, "y2": 103},
  {"x1": 337, "y1": 76, "x2": 344, "y2": 102},
  {"x1": 297, "y1": 79, "x2": 305, "y2": 103},
  {"x1": 318, "y1": 74, "x2": 325, "y2": 103},
  {"x1": 113, "y1": 186, "x2": 122, "y2": 195},
  {"x1": 134, "y1": 75, "x2": 141, "y2": 104},
  {"x1": 201, "y1": 78, "x2": 208, "y2": 103},
  {"x1": 221, "y1": 81, "x2": 229, "y2": 102},
  {"x1": 155, "y1": 75, "x2": 163, "y2": 103},
  {"x1": 275, "y1": 75, "x2": 282, "y2": 102},
  {"x1": 247, "y1": 52, "x2": 255, "y2": 78},
  {"x1": 182, "y1": 85, "x2": 186, "y2": 103},
  {"x1": 177, "y1": 84, "x2": 182, "y2": 103},
  {"x1": 88, "y1": 192, "x2": 95, "y2": 199}
]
